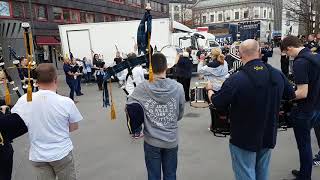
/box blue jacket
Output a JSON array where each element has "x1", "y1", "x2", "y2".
[{"x1": 212, "y1": 59, "x2": 295, "y2": 151}]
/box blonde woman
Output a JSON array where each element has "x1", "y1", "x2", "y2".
[{"x1": 197, "y1": 47, "x2": 229, "y2": 92}]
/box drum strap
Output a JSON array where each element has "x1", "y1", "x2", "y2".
[{"x1": 126, "y1": 67, "x2": 137, "y2": 87}]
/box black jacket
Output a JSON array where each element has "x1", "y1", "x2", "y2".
[
  {"x1": 175, "y1": 56, "x2": 193, "y2": 78},
  {"x1": 212, "y1": 59, "x2": 295, "y2": 151}
]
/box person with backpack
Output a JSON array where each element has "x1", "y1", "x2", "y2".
[
  {"x1": 281, "y1": 35, "x2": 320, "y2": 180},
  {"x1": 206, "y1": 39, "x2": 295, "y2": 180}
]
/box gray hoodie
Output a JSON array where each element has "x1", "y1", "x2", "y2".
[{"x1": 127, "y1": 78, "x2": 185, "y2": 148}]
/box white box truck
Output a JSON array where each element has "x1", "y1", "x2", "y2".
[{"x1": 59, "y1": 18, "x2": 194, "y2": 67}]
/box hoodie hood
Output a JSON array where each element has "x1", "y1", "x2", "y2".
[{"x1": 207, "y1": 61, "x2": 229, "y2": 77}]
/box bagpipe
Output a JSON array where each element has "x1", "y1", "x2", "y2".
[
  {"x1": 0, "y1": 22, "x2": 38, "y2": 106},
  {"x1": 103, "y1": 4, "x2": 154, "y2": 120}
]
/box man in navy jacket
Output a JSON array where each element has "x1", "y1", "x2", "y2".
[
  {"x1": 207, "y1": 39, "x2": 295, "y2": 180},
  {"x1": 281, "y1": 35, "x2": 320, "y2": 180}
]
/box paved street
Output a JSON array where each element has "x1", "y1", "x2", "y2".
[{"x1": 11, "y1": 49, "x2": 320, "y2": 180}]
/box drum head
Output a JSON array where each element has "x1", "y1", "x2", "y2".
[{"x1": 161, "y1": 46, "x2": 180, "y2": 68}]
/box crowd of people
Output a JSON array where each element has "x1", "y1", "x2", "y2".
[{"x1": 1, "y1": 32, "x2": 320, "y2": 180}]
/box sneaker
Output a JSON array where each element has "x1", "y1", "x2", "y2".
[
  {"x1": 291, "y1": 169, "x2": 300, "y2": 177},
  {"x1": 313, "y1": 156, "x2": 320, "y2": 166}
]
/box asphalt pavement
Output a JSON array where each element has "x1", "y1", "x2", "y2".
[{"x1": 11, "y1": 48, "x2": 320, "y2": 180}]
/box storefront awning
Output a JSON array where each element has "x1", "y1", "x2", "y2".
[{"x1": 36, "y1": 36, "x2": 60, "y2": 45}]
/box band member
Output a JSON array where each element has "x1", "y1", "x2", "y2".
[
  {"x1": 83, "y1": 57, "x2": 92, "y2": 83},
  {"x1": 207, "y1": 39, "x2": 295, "y2": 180},
  {"x1": 118, "y1": 53, "x2": 146, "y2": 139},
  {"x1": 63, "y1": 58, "x2": 77, "y2": 101},
  {"x1": 12, "y1": 63, "x2": 83, "y2": 180},
  {"x1": 281, "y1": 36, "x2": 320, "y2": 179},
  {"x1": 304, "y1": 34, "x2": 318, "y2": 53},
  {"x1": 18, "y1": 57, "x2": 35, "y2": 93},
  {"x1": 126, "y1": 53, "x2": 185, "y2": 180},
  {"x1": 93, "y1": 54, "x2": 105, "y2": 91},
  {"x1": 118, "y1": 53, "x2": 146, "y2": 96},
  {"x1": 114, "y1": 51, "x2": 123, "y2": 65},
  {"x1": 0, "y1": 101, "x2": 27, "y2": 180},
  {"x1": 261, "y1": 43, "x2": 273, "y2": 63},
  {"x1": 176, "y1": 51, "x2": 193, "y2": 101},
  {"x1": 198, "y1": 47, "x2": 229, "y2": 92},
  {"x1": 72, "y1": 58, "x2": 84, "y2": 96}
]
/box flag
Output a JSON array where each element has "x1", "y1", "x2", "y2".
[
  {"x1": 137, "y1": 10, "x2": 153, "y2": 82},
  {"x1": 137, "y1": 11, "x2": 152, "y2": 55}
]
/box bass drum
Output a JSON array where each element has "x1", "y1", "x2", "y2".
[{"x1": 160, "y1": 45, "x2": 182, "y2": 68}]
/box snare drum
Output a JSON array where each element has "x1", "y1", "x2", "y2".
[
  {"x1": 190, "y1": 86, "x2": 209, "y2": 108},
  {"x1": 209, "y1": 104, "x2": 230, "y2": 137},
  {"x1": 279, "y1": 100, "x2": 294, "y2": 129}
]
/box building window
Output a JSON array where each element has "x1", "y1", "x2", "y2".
[
  {"x1": 264, "y1": 9, "x2": 267, "y2": 18},
  {"x1": 202, "y1": 16, "x2": 206, "y2": 23},
  {"x1": 128, "y1": 0, "x2": 141, "y2": 7},
  {"x1": 63, "y1": 9, "x2": 71, "y2": 22},
  {"x1": 150, "y1": 1, "x2": 161, "y2": 12},
  {"x1": 162, "y1": 4, "x2": 167, "y2": 13},
  {"x1": 115, "y1": 16, "x2": 125, "y2": 21},
  {"x1": 24, "y1": 3, "x2": 32, "y2": 19},
  {"x1": 174, "y1": 5, "x2": 179, "y2": 11},
  {"x1": 108, "y1": 0, "x2": 125, "y2": 4},
  {"x1": 254, "y1": 9, "x2": 259, "y2": 18},
  {"x1": 174, "y1": 13, "x2": 180, "y2": 21},
  {"x1": 0, "y1": 1, "x2": 11, "y2": 17},
  {"x1": 218, "y1": 13, "x2": 223, "y2": 21},
  {"x1": 35, "y1": 5, "x2": 47, "y2": 20},
  {"x1": 244, "y1": 10, "x2": 249, "y2": 19},
  {"x1": 53, "y1": 7, "x2": 63, "y2": 21},
  {"x1": 225, "y1": 11, "x2": 230, "y2": 21},
  {"x1": 79, "y1": 12, "x2": 85, "y2": 22},
  {"x1": 12, "y1": 1, "x2": 24, "y2": 18},
  {"x1": 70, "y1": 10, "x2": 79, "y2": 23},
  {"x1": 269, "y1": 10, "x2": 272, "y2": 19},
  {"x1": 234, "y1": 12, "x2": 240, "y2": 20},
  {"x1": 104, "y1": 14, "x2": 112, "y2": 22},
  {"x1": 210, "y1": 15, "x2": 214, "y2": 22},
  {"x1": 86, "y1": 13, "x2": 95, "y2": 23}
]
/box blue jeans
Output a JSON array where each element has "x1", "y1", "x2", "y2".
[
  {"x1": 66, "y1": 78, "x2": 76, "y2": 100},
  {"x1": 75, "y1": 77, "x2": 82, "y2": 95},
  {"x1": 85, "y1": 72, "x2": 92, "y2": 82},
  {"x1": 144, "y1": 142, "x2": 178, "y2": 180},
  {"x1": 229, "y1": 143, "x2": 271, "y2": 180},
  {"x1": 291, "y1": 110, "x2": 320, "y2": 180}
]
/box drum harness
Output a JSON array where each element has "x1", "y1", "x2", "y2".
[{"x1": 122, "y1": 61, "x2": 137, "y2": 96}]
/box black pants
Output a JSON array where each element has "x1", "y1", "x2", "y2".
[
  {"x1": 0, "y1": 144, "x2": 13, "y2": 180},
  {"x1": 97, "y1": 75, "x2": 104, "y2": 90},
  {"x1": 176, "y1": 77, "x2": 191, "y2": 102}
]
